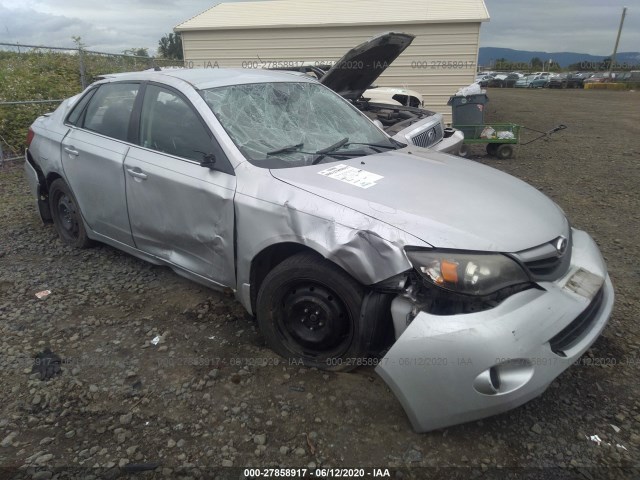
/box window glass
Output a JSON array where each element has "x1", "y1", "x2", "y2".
[
  {"x1": 139, "y1": 84, "x2": 213, "y2": 162},
  {"x1": 82, "y1": 83, "x2": 139, "y2": 141},
  {"x1": 202, "y1": 82, "x2": 394, "y2": 169},
  {"x1": 67, "y1": 88, "x2": 96, "y2": 126}
]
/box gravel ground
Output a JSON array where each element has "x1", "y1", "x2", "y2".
[{"x1": 0, "y1": 89, "x2": 639, "y2": 479}]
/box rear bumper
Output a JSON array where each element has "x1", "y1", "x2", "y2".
[
  {"x1": 376, "y1": 228, "x2": 614, "y2": 432},
  {"x1": 24, "y1": 149, "x2": 49, "y2": 223}
]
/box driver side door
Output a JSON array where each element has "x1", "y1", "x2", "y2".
[{"x1": 124, "y1": 83, "x2": 237, "y2": 288}]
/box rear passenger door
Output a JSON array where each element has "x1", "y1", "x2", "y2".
[
  {"x1": 124, "y1": 83, "x2": 237, "y2": 288},
  {"x1": 61, "y1": 82, "x2": 140, "y2": 246}
]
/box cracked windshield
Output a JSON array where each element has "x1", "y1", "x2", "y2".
[{"x1": 202, "y1": 82, "x2": 398, "y2": 168}]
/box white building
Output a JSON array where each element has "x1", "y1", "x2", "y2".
[{"x1": 175, "y1": 0, "x2": 490, "y2": 120}]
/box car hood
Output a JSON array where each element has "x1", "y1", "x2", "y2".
[
  {"x1": 320, "y1": 32, "x2": 415, "y2": 100},
  {"x1": 270, "y1": 149, "x2": 567, "y2": 253}
]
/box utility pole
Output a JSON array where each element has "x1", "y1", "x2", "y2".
[{"x1": 608, "y1": 6, "x2": 627, "y2": 79}]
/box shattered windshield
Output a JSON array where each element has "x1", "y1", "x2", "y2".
[{"x1": 201, "y1": 82, "x2": 396, "y2": 168}]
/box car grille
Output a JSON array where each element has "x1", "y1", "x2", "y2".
[
  {"x1": 549, "y1": 287, "x2": 605, "y2": 356},
  {"x1": 525, "y1": 255, "x2": 564, "y2": 277},
  {"x1": 514, "y1": 234, "x2": 573, "y2": 282},
  {"x1": 409, "y1": 123, "x2": 443, "y2": 148}
]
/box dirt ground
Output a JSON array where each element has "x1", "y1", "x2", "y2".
[{"x1": 1, "y1": 89, "x2": 639, "y2": 479}]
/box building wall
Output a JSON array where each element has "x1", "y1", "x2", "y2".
[{"x1": 181, "y1": 23, "x2": 481, "y2": 122}]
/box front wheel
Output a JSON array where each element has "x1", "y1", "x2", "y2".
[
  {"x1": 256, "y1": 252, "x2": 373, "y2": 371},
  {"x1": 49, "y1": 179, "x2": 91, "y2": 248}
]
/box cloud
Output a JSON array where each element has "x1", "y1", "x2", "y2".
[
  {"x1": 0, "y1": 1, "x2": 213, "y2": 54},
  {"x1": 0, "y1": 0, "x2": 638, "y2": 56},
  {"x1": 482, "y1": 0, "x2": 639, "y2": 54}
]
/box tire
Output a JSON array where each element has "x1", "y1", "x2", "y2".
[
  {"x1": 458, "y1": 144, "x2": 470, "y2": 157},
  {"x1": 528, "y1": 83, "x2": 534, "y2": 88},
  {"x1": 256, "y1": 252, "x2": 372, "y2": 372},
  {"x1": 49, "y1": 179, "x2": 91, "y2": 248},
  {"x1": 496, "y1": 144, "x2": 514, "y2": 160},
  {"x1": 486, "y1": 143, "x2": 499, "y2": 156}
]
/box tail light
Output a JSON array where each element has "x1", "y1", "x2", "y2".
[{"x1": 26, "y1": 127, "x2": 35, "y2": 148}]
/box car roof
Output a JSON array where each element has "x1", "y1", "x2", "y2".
[{"x1": 96, "y1": 68, "x2": 317, "y2": 90}]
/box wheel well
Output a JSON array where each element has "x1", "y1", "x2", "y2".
[
  {"x1": 45, "y1": 172, "x2": 63, "y2": 190},
  {"x1": 26, "y1": 151, "x2": 58, "y2": 222},
  {"x1": 249, "y1": 243, "x2": 319, "y2": 313}
]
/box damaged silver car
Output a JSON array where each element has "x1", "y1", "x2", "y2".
[{"x1": 24, "y1": 68, "x2": 613, "y2": 432}]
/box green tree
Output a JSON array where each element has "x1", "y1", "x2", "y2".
[
  {"x1": 530, "y1": 57, "x2": 543, "y2": 70},
  {"x1": 158, "y1": 33, "x2": 183, "y2": 60}
]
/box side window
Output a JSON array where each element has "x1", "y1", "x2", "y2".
[
  {"x1": 82, "y1": 83, "x2": 139, "y2": 141},
  {"x1": 139, "y1": 84, "x2": 213, "y2": 162},
  {"x1": 66, "y1": 88, "x2": 96, "y2": 126}
]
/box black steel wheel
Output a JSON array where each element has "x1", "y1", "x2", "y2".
[
  {"x1": 49, "y1": 179, "x2": 91, "y2": 248},
  {"x1": 256, "y1": 252, "x2": 373, "y2": 371}
]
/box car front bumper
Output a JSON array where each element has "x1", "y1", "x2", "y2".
[{"x1": 376, "y1": 228, "x2": 614, "y2": 432}]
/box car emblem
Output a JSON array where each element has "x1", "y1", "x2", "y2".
[{"x1": 555, "y1": 236, "x2": 568, "y2": 256}]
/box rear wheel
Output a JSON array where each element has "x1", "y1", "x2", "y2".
[
  {"x1": 49, "y1": 179, "x2": 91, "y2": 248},
  {"x1": 458, "y1": 144, "x2": 470, "y2": 157},
  {"x1": 496, "y1": 144, "x2": 514, "y2": 160},
  {"x1": 256, "y1": 252, "x2": 372, "y2": 371}
]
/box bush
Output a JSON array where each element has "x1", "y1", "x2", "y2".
[{"x1": 0, "y1": 49, "x2": 181, "y2": 155}]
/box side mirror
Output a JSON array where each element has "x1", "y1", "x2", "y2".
[{"x1": 198, "y1": 153, "x2": 217, "y2": 169}]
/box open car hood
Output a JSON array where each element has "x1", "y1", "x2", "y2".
[{"x1": 320, "y1": 32, "x2": 415, "y2": 100}]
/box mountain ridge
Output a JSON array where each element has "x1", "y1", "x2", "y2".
[{"x1": 478, "y1": 47, "x2": 640, "y2": 68}]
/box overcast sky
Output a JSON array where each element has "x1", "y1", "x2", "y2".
[{"x1": 0, "y1": 0, "x2": 637, "y2": 56}]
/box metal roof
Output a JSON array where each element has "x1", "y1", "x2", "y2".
[
  {"x1": 95, "y1": 68, "x2": 317, "y2": 89},
  {"x1": 175, "y1": 0, "x2": 490, "y2": 31}
]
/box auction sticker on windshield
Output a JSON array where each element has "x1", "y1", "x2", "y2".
[{"x1": 317, "y1": 164, "x2": 383, "y2": 189}]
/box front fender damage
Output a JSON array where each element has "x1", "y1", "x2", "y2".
[{"x1": 233, "y1": 166, "x2": 431, "y2": 312}]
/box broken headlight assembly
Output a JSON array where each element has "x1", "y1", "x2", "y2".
[
  {"x1": 405, "y1": 249, "x2": 530, "y2": 296},
  {"x1": 399, "y1": 249, "x2": 536, "y2": 316}
]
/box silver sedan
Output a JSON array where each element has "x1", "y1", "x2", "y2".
[{"x1": 24, "y1": 68, "x2": 613, "y2": 432}]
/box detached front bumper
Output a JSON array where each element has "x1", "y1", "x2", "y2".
[
  {"x1": 376, "y1": 229, "x2": 614, "y2": 432},
  {"x1": 431, "y1": 129, "x2": 464, "y2": 155}
]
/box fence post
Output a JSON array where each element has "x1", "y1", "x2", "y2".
[{"x1": 78, "y1": 47, "x2": 87, "y2": 89}]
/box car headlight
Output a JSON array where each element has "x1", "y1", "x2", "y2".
[{"x1": 405, "y1": 249, "x2": 530, "y2": 296}]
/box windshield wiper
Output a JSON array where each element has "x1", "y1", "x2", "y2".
[
  {"x1": 312, "y1": 137, "x2": 349, "y2": 165},
  {"x1": 344, "y1": 142, "x2": 398, "y2": 151},
  {"x1": 267, "y1": 143, "x2": 304, "y2": 156},
  {"x1": 315, "y1": 137, "x2": 349, "y2": 155}
]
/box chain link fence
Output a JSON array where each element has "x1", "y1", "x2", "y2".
[{"x1": 0, "y1": 42, "x2": 184, "y2": 163}]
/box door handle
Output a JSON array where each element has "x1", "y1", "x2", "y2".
[
  {"x1": 126, "y1": 168, "x2": 148, "y2": 180},
  {"x1": 64, "y1": 146, "x2": 79, "y2": 156}
]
